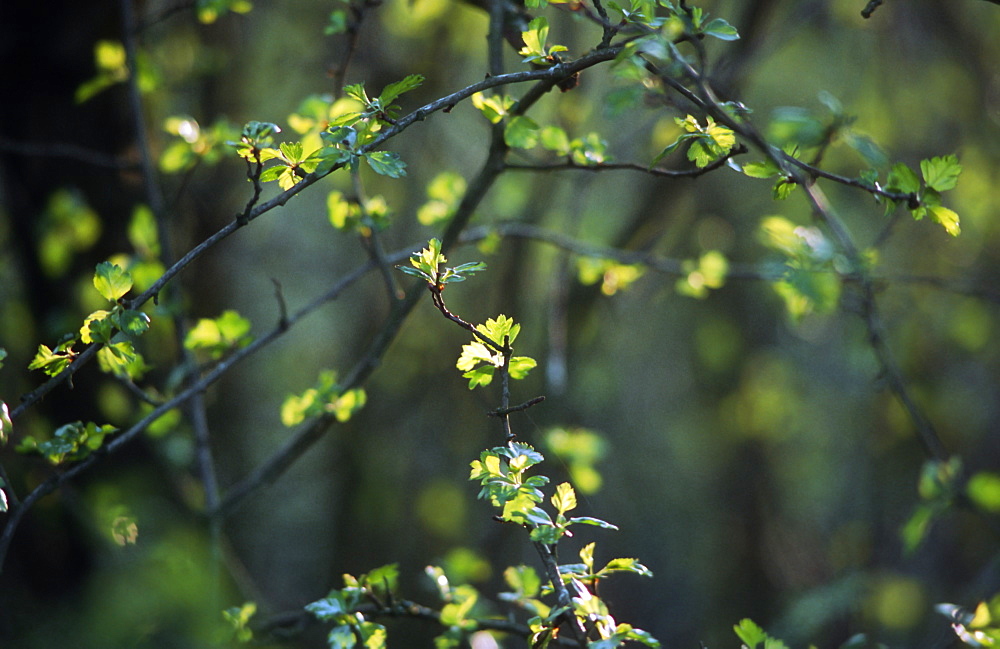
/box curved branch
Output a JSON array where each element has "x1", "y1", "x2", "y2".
[
  {"x1": 10, "y1": 46, "x2": 623, "y2": 421},
  {"x1": 505, "y1": 145, "x2": 747, "y2": 178}
]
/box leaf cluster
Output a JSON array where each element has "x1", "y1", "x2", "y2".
[
  {"x1": 17, "y1": 421, "x2": 118, "y2": 465},
  {"x1": 305, "y1": 564, "x2": 398, "y2": 649},
  {"x1": 469, "y1": 444, "x2": 615, "y2": 544},
  {"x1": 652, "y1": 114, "x2": 736, "y2": 168},
  {"x1": 456, "y1": 316, "x2": 536, "y2": 389},
  {"x1": 397, "y1": 238, "x2": 487, "y2": 288},
  {"x1": 280, "y1": 370, "x2": 367, "y2": 426},
  {"x1": 29, "y1": 262, "x2": 150, "y2": 379},
  {"x1": 184, "y1": 310, "x2": 253, "y2": 361},
  {"x1": 881, "y1": 155, "x2": 963, "y2": 236}
]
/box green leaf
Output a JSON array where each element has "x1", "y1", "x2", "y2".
[
  {"x1": 128, "y1": 204, "x2": 160, "y2": 258},
  {"x1": 81, "y1": 309, "x2": 113, "y2": 344},
  {"x1": 508, "y1": 356, "x2": 536, "y2": 380},
  {"x1": 928, "y1": 205, "x2": 961, "y2": 236},
  {"x1": 519, "y1": 17, "x2": 550, "y2": 60},
  {"x1": 0, "y1": 401, "x2": 11, "y2": 446},
  {"x1": 742, "y1": 160, "x2": 779, "y2": 179},
  {"x1": 773, "y1": 177, "x2": 797, "y2": 200},
  {"x1": 504, "y1": 565, "x2": 542, "y2": 598},
  {"x1": 29, "y1": 342, "x2": 76, "y2": 377},
  {"x1": 540, "y1": 126, "x2": 571, "y2": 154},
  {"x1": 258, "y1": 164, "x2": 286, "y2": 184},
  {"x1": 552, "y1": 482, "x2": 577, "y2": 515},
  {"x1": 93, "y1": 261, "x2": 133, "y2": 302},
  {"x1": 366, "y1": 151, "x2": 407, "y2": 178},
  {"x1": 701, "y1": 17, "x2": 740, "y2": 40},
  {"x1": 920, "y1": 154, "x2": 962, "y2": 192},
  {"x1": 734, "y1": 619, "x2": 767, "y2": 649},
  {"x1": 505, "y1": 116, "x2": 540, "y2": 149},
  {"x1": 967, "y1": 472, "x2": 1000, "y2": 513},
  {"x1": 471, "y1": 93, "x2": 514, "y2": 123},
  {"x1": 328, "y1": 191, "x2": 359, "y2": 230},
  {"x1": 600, "y1": 557, "x2": 653, "y2": 577},
  {"x1": 475, "y1": 314, "x2": 521, "y2": 346},
  {"x1": 566, "y1": 516, "x2": 619, "y2": 530},
  {"x1": 378, "y1": 74, "x2": 425, "y2": 106},
  {"x1": 305, "y1": 595, "x2": 348, "y2": 621},
  {"x1": 462, "y1": 365, "x2": 495, "y2": 389},
  {"x1": 886, "y1": 162, "x2": 920, "y2": 194},
  {"x1": 185, "y1": 310, "x2": 253, "y2": 359},
  {"x1": 344, "y1": 82, "x2": 371, "y2": 107},
  {"x1": 457, "y1": 341, "x2": 500, "y2": 372},
  {"x1": 18, "y1": 421, "x2": 118, "y2": 465},
  {"x1": 279, "y1": 141, "x2": 304, "y2": 163},
  {"x1": 324, "y1": 10, "x2": 347, "y2": 35},
  {"x1": 223, "y1": 602, "x2": 257, "y2": 643},
  {"x1": 112, "y1": 309, "x2": 151, "y2": 338}
]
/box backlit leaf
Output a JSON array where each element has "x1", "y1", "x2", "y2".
[
  {"x1": 920, "y1": 154, "x2": 962, "y2": 192},
  {"x1": 94, "y1": 261, "x2": 133, "y2": 302},
  {"x1": 366, "y1": 151, "x2": 407, "y2": 178},
  {"x1": 928, "y1": 205, "x2": 960, "y2": 236}
]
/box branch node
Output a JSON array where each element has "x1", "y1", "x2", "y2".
[{"x1": 488, "y1": 395, "x2": 546, "y2": 418}]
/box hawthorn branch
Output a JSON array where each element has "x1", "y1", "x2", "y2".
[
  {"x1": 214, "y1": 120, "x2": 513, "y2": 518},
  {"x1": 653, "y1": 48, "x2": 950, "y2": 461},
  {"x1": 504, "y1": 145, "x2": 748, "y2": 177},
  {"x1": 254, "y1": 597, "x2": 582, "y2": 646},
  {"x1": 489, "y1": 395, "x2": 546, "y2": 417},
  {"x1": 10, "y1": 47, "x2": 621, "y2": 420},
  {"x1": 1, "y1": 243, "x2": 419, "y2": 565},
  {"x1": 0, "y1": 137, "x2": 136, "y2": 169}
]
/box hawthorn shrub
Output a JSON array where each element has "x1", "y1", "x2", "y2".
[{"x1": 1, "y1": 1, "x2": 1000, "y2": 648}]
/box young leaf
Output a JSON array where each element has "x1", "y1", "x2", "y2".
[
  {"x1": 93, "y1": 261, "x2": 133, "y2": 302},
  {"x1": 29, "y1": 343, "x2": 76, "y2": 377},
  {"x1": 366, "y1": 151, "x2": 407, "y2": 178},
  {"x1": 505, "y1": 116, "x2": 540, "y2": 149},
  {"x1": 928, "y1": 205, "x2": 961, "y2": 236},
  {"x1": 378, "y1": 74, "x2": 425, "y2": 106},
  {"x1": 476, "y1": 315, "x2": 521, "y2": 346},
  {"x1": 600, "y1": 557, "x2": 653, "y2": 577},
  {"x1": 886, "y1": 162, "x2": 920, "y2": 194},
  {"x1": 457, "y1": 342, "x2": 500, "y2": 372},
  {"x1": 1, "y1": 401, "x2": 12, "y2": 446},
  {"x1": 567, "y1": 516, "x2": 619, "y2": 530},
  {"x1": 734, "y1": 619, "x2": 767, "y2": 649},
  {"x1": 509, "y1": 356, "x2": 537, "y2": 380},
  {"x1": 552, "y1": 482, "x2": 577, "y2": 515},
  {"x1": 540, "y1": 126, "x2": 571, "y2": 154},
  {"x1": 701, "y1": 17, "x2": 740, "y2": 40},
  {"x1": 920, "y1": 154, "x2": 962, "y2": 192},
  {"x1": 112, "y1": 309, "x2": 151, "y2": 337},
  {"x1": 519, "y1": 17, "x2": 550, "y2": 60},
  {"x1": 471, "y1": 93, "x2": 514, "y2": 124}
]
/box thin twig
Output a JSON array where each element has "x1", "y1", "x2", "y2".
[
  {"x1": 10, "y1": 47, "x2": 623, "y2": 421},
  {"x1": 505, "y1": 145, "x2": 747, "y2": 178},
  {"x1": 351, "y1": 167, "x2": 401, "y2": 301},
  {"x1": 861, "y1": 0, "x2": 884, "y2": 18},
  {"x1": 488, "y1": 395, "x2": 545, "y2": 418},
  {"x1": 1, "y1": 242, "x2": 417, "y2": 565},
  {"x1": 0, "y1": 137, "x2": 137, "y2": 169}
]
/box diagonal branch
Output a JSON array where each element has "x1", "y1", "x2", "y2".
[{"x1": 10, "y1": 46, "x2": 623, "y2": 422}]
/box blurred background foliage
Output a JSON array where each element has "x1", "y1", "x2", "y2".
[{"x1": 1, "y1": 0, "x2": 1000, "y2": 647}]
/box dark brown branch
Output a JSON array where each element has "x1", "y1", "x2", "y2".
[
  {"x1": 505, "y1": 144, "x2": 747, "y2": 177},
  {"x1": 10, "y1": 47, "x2": 622, "y2": 421},
  {"x1": 488, "y1": 395, "x2": 546, "y2": 417},
  {"x1": 861, "y1": 0, "x2": 884, "y2": 18},
  {"x1": 0, "y1": 137, "x2": 137, "y2": 169}
]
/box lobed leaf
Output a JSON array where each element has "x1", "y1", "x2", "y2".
[{"x1": 93, "y1": 261, "x2": 133, "y2": 302}]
